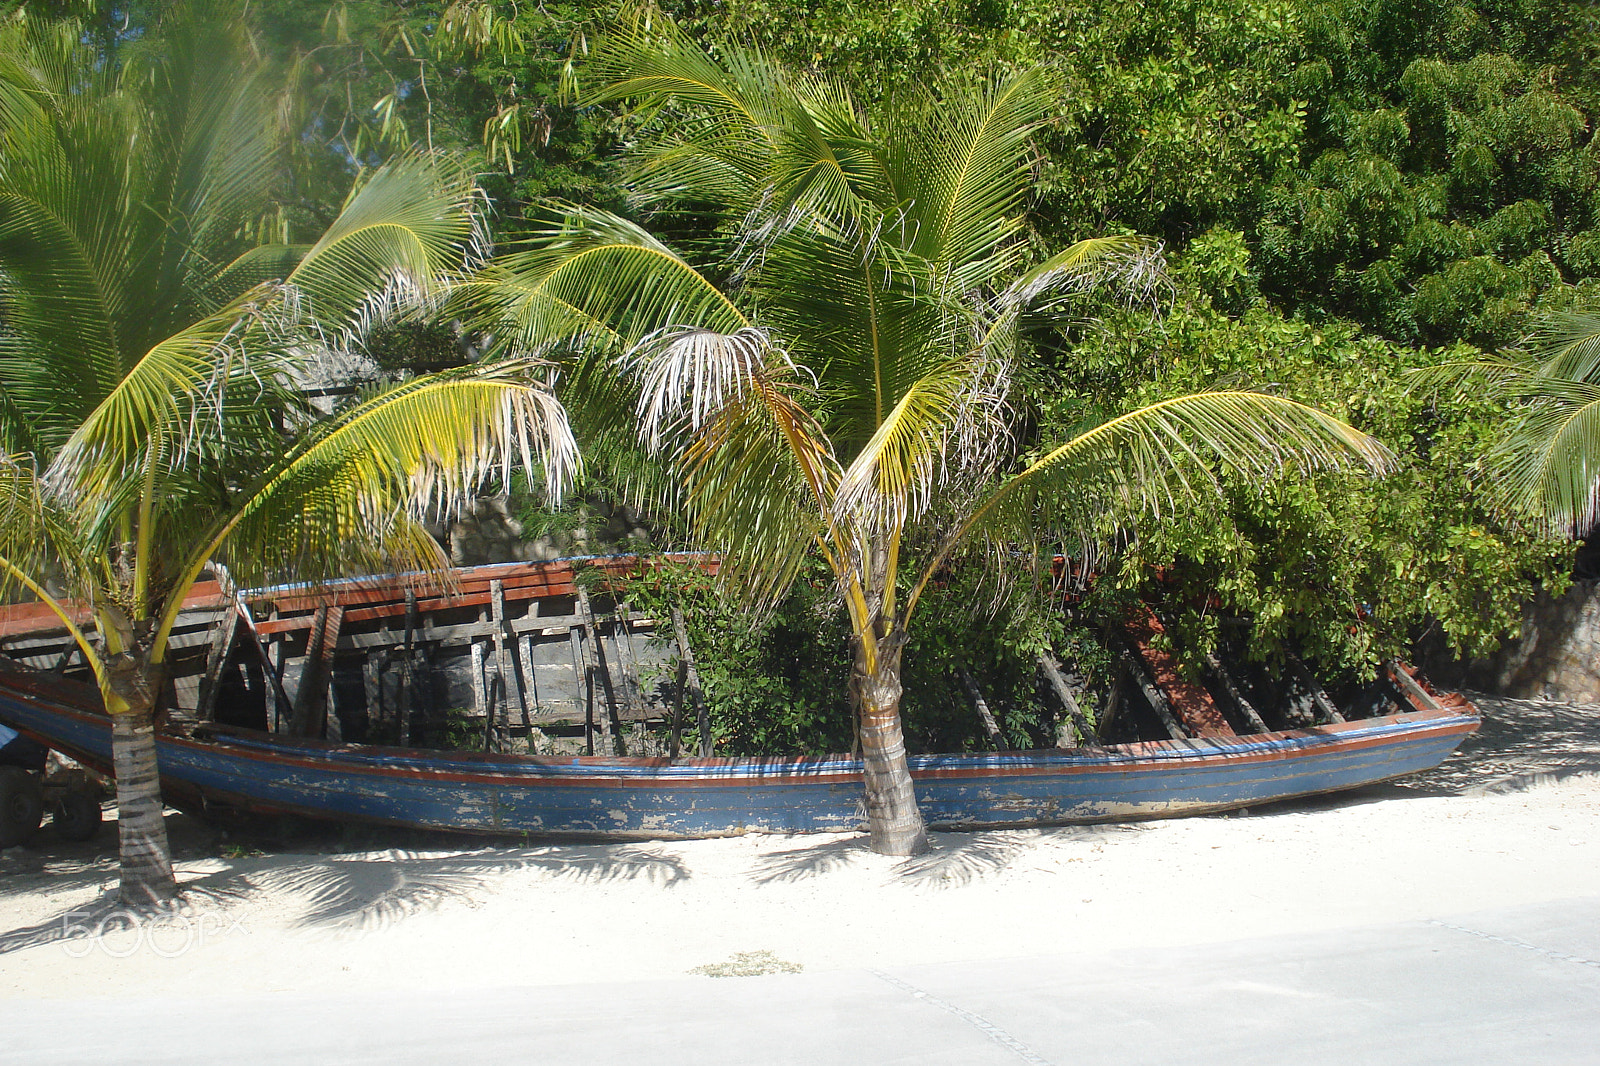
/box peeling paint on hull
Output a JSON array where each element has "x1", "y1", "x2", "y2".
[{"x1": 0, "y1": 670, "x2": 1478, "y2": 839}]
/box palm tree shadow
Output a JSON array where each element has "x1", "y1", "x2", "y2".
[
  {"x1": 183, "y1": 843, "x2": 692, "y2": 932},
  {"x1": 0, "y1": 842, "x2": 691, "y2": 952},
  {"x1": 749, "y1": 836, "x2": 868, "y2": 885},
  {"x1": 892, "y1": 825, "x2": 1146, "y2": 889}
]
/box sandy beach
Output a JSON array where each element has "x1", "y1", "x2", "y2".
[{"x1": 2, "y1": 693, "x2": 1597, "y2": 1001}]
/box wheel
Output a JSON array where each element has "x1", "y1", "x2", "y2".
[
  {"x1": 52, "y1": 790, "x2": 101, "y2": 842},
  {"x1": 0, "y1": 766, "x2": 43, "y2": 847}
]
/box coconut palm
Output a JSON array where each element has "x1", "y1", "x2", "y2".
[
  {"x1": 1441, "y1": 305, "x2": 1600, "y2": 535},
  {"x1": 471, "y1": 20, "x2": 1390, "y2": 855},
  {"x1": 0, "y1": 16, "x2": 576, "y2": 903}
]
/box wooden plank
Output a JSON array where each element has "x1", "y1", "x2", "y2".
[
  {"x1": 490, "y1": 580, "x2": 514, "y2": 750},
  {"x1": 569, "y1": 627, "x2": 591, "y2": 755},
  {"x1": 577, "y1": 588, "x2": 619, "y2": 756},
  {"x1": 669, "y1": 660, "x2": 686, "y2": 760},
  {"x1": 611, "y1": 600, "x2": 644, "y2": 718},
  {"x1": 1038, "y1": 652, "x2": 1095, "y2": 746},
  {"x1": 1289, "y1": 655, "x2": 1345, "y2": 723},
  {"x1": 1204, "y1": 652, "x2": 1271, "y2": 734},
  {"x1": 398, "y1": 591, "x2": 417, "y2": 747},
  {"x1": 1118, "y1": 646, "x2": 1188, "y2": 741},
  {"x1": 1122, "y1": 605, "x2": 1235, "y2": 738},
  {"x1": 959, "y1": 669, "x2": 1004, "y2": 746},
  {"x1": 195, "y1": 609, "x2": 241, "y2": 723},
  {"x1": 672, "y1": 607, "x2": 712, "y2": 758},
  {"x1": 517, "y1": 633, "x2": 538, "y2": 736},
  {"x1": 1100, "y1": 666, "x2": 1125, "y2": 739},
  {"x1": 470, "y1": 639, "x2": 491, "y2": 752},
  {"x1": 1388, "y1": 660, "x2": 1445, "y2": 713},
  {"x1": 288, "y1": 607, "x2": 336, "y2": 737},
  {"x1": 363, "y1": 651, "x2": 384, "y2": 729}
]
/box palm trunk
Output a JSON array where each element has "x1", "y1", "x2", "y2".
[
  {"x1": 106, "y1": 657, "x2": 176, "y2": 905},
  {"x1": 851, "y1": 633, "x2": 929, "y2": 856}
]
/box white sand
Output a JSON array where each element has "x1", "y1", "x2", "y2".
[{"x1": 3, "y1": 694, "x2": 1597, "y2": 999}]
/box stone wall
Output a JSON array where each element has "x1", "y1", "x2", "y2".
[{"x1": 1448, "y1": 580, "x2": 1600, "y2": 703}]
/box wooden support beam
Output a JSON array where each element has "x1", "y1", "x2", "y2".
[
  {"x1": 577, "y1": 588, "x2": 621, "y2": 756},
  {"x1": 569, "y1": 626, "x2": 591, "y2": 755},
  {"x1": 289, "y1": 606, "x2": 343, "y2": 737},
  {"x1": 1122, "y1": 605, "x2": 1235, "y2": 737},
  {"x1": 1100, "y1": 667, "x2": 1125, "y2": 739},
  {"x1": 959, "y1": 669, "x2": 1003, "y2": 747},
  {"x1": 196, "y1": 609, "x2": 241, "y2": 723},
  {"x1": 516, "y1": 633, "x2": 538, "y2": 737},
  {"x1": 672, "y1": 607, "x2": 712, "y2": 757},
  {"x1": 611, "y1": 600, "x2": 644, "y2": 717},
  {"x1": 397, "y1": 591, "x2": 416, "y2": 747},
  {"x1": 1038, "y1": 652, "x2": 1095, "y2": 746},
  {"x1": 470, "y1": 639, "x2": 492, "y2": 751},
  {"x1": 669, "y1": 660, "x2": 686, "y2": 760},
  {"x1": 1117, "y1": 646, "x2": 1188, "y2": 741},
  {"x1": 1204, "y1": 652, "x2": 1271, "y2": 734},
  {"x1": 490, "y1": 580, "x2": 514, "y2": 750},
  {"x1": 1289, "y1": 655, "x2": 1345, "y2": 723},
  {"x1": 1387, "y1": 660, "x2": 1444, "y2": 713},
  {"x1": 363, "y1": 651, "x2": 384, "y2": 732}
]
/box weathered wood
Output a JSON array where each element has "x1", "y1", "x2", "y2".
[
  {"x1": 1204, "y1": 652, "x2": 1270, "y2": 733},
  {"x1": 569, "y1": 627, "x2": 592, "y2": 755},
  {"x1": 611, "y1": 600, "x2": 644, "y2": 716},
  {"x1": 490, "y1": 580, "x2": 514, "y2": 749},
  {"x1": 1387, "y1": 660, "x2": 1444, "y2": 713},
  {"x1": 49, "y1": 643, "x2": 79, "y2": 675},
  {"x1": 289, "y1": 606, "x2": 343, "y2": 737},
  {"x1": 1122, "y1": 605, "x2": 1236, "y2": 738},
  {"x1": 959, "y1": 669, "x2": 1003, "y2": 745},
  {"x1": 1118, "y1": 646, "x2": 1188, "y2": 741},
  {"x1": 397, "y1": 591, "x2": 417, "y2": 747},
  {"x1": 1037, "y1": 652, "x2": 1095, "y2": 746},
  {"x1": 1100, "y1": 667, "x2": 1125, "y2": 739},
  {"x1": 195, "y1": 609, "x2": 241, "y2": 723},
  {"x1": 669, "y1": 660, "x2": 686, "y2": 760},
  {"x1": 516, "y1": 633, "x2": 538, "y2": 736},
  {"x1": 470, "y1": 639, "x2": 493, "y2": 752},
  {"x1": 1289, "y1": 655, "x2": 1345, "y2": 723},
  {"x1": 671, "y1": 607, "x2": 712, "y2": 758},
  {"x1": 362, "y1": 651, "x2": 384, "y2": 729},
  {"x1": 577, "y1": 588, "x2": 621, "y2": 756}
]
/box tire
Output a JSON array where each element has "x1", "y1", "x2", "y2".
[
  {"x1": 52, "y1": 790, "x2": 101, "y2": 842},
  {"x1": 0, "y1": 766, "x2": 43, "y2": 848}
]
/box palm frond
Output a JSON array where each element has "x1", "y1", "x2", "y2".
[
  {"x1": 210, "y1": 361, "x2": 578, "y2": 589},
  {"x1": 964, "y1": 392, "x2": 1392, "y2": 552},
  {"x1": 833, "y1": 354, "x2": 1011, "y2": 535},
  {"x1": 467, "y1": 207, "x2": 749, "y2": 356},
  {"x1": 1523, "y1": 311, "x2": 1600, "y2": 384},
  {"x1": 1488, "y1": 378, "x2": 1600, "y2": 534},
  {"x1": 896, "y1": 69, "x2": 1056, "y2": 269},
  {"x1": 46, "y1": 285, "x2": 280, "y2": 504},
  {"x1": 287, "y1": 155, "x2": 479, "y2": 328},
  {"x1": 679, "y1": 377, "x2": 837, "y2": 607}
]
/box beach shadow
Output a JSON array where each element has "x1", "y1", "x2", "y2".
[
  {"x1": 0, "y1": 840, "x2": 691, "y2": 951},
  {"x1": 749, "y1": 836, "x2": 867, "y2": 885},
  {"x1": 748, "y1": 824, "x2": 1145, "y2": 889}
]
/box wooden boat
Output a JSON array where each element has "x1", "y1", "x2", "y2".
[{"x1": 0, "y1": 558, "x2": 1480, "y2": 838}]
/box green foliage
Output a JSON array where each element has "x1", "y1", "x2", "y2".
[{"x1": 1043, "y1": 244, "x2": 1576, "y2": 682}]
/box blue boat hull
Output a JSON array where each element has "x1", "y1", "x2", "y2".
[{"x1": 0, "y1": 669, "x2": 1478, "y2": 838}]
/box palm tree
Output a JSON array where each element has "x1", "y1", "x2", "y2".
[
  {"x1": 471, "y1": 20, "x2": 1390, "y2": 856},
  {"x1": 1433, "y1": 305, "x2": 1600, "y2": 535},
  {"x1": 0, "y1": 16, "x2": 576, "y2": 903}
]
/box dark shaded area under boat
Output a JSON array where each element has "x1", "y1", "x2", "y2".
[{"x1": 0, "y1": 557, "x2": 1479, "y2": 839}]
